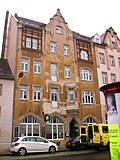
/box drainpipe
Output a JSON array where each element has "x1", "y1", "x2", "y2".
[{"x1": 92, "y1": 42, "x2": 102, "y2": 123}]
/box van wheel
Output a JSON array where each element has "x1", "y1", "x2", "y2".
[
  {"x1": 49, "y1": 146, "x2": 56, "y2": 154},
  {"x1": 18, "y1": 147, "x2": 26, "y2": 156}
]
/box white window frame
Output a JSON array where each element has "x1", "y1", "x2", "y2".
[
  {"x1": 109, "y1": 55, "x2": 115, "y2": 66},
  {"x1": 83, "y1": 117, "x2": 96, "y2": 124},
  {"x1": 15, "y1": 116, "x2": 40, "y2": 137},
  {"x1": 46, "y1": 117, "x2": 64, "y2": 140},
  {"x1": 32, "y1": 38, "x2": 38, "y2": 49},
  {"x1": 20, "y1": 85, "x2": 28, "y2": 100},
  {"x1": 51, "y1": 42, "x2": 57, "y2": 53},
  {"x1": 64, "y1": 45, "x2": 69, "y2": 56},
  {"x1": 82, "y1": 90, "x2": 94, "y2": 104},
  {"x1": 81, "y1": 68, "x2": 92, "y2": 81},
  {"x1": 99, "y1": 53, "x2": 105, "y2": 64},
  {"x1": 26, "y1": 37, "x2": 31, "y2": 48},
  {"x1": 111, "y1": 73, "x2": 116, "y2": 83},
  {"x1": 64, "y1": 66, "x2": 71, "y2": 78},
  {"x1": 51, "y1": 88, "x2": 58, "y2": 109},
  {"x1": 21, "y1": 58, "x2": 29, "y2": 72},
  {"x1": 51, "y1": 64, "x2": 57, "y2": 81},
  {"x1": 33, "y1": 86, "x2": 41, "y2": 101},
  {"x1": 80, "y1": 50, "x2": 88, "y2": 60},
  {"x1": 34, "y1": 60, "x2": 41, "y2": 74},
  {"x1": 102, "y1": 72, "x2": 107, "y2": 84},
  {"x1": 51, "y1": 88, "x2": 58, "y2": 102},
  {"x1": 69, "y1": 89, "x2": 74, "y2": 102},
  {"x1": 56, "y1": 26, "x2": 63, "y2": 34}
]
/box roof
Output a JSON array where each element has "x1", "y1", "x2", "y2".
[
  {"x1": 72, "y1": 31, "x2": 91, "y2": 42},
  {"x1": 15, "y1": 14, "x2": 46, "y2": 29},
  {"x1": 0, "y1": 58, "x2": 14, "y2": 80}
]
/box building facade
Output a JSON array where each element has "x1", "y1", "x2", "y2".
[
  {"x1": 0, "y1": 59, "x2": 14, "y2": 152},
  {"x1": 5, "y1": 9, "x2": 102, "y2": 149},
  {"x1": 92, "y1": 27, "x2": 120, "y2": 123}
]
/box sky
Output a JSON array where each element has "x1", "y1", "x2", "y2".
[{"x1": 0, "y1": 0, "x2": 120, "y2": 56}]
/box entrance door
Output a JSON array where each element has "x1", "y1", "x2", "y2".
[{"x1": 69, "y1": 119, "x2": 78, "y2": 138}]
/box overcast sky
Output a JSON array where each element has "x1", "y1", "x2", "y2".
[{"x1": 0, "y1": 0, "x2": 120, "y2": 56}]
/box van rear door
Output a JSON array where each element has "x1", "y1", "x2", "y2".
[
  {"x1": 92, "y1": 124, "x2": 100, "y2": 144},
  {"x1": 80, "y1": 126, "x2": 87, "y2": 143}
]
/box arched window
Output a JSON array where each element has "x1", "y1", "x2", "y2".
[
  {"x1": 81, "y1": 68, "x2": 92, "y2": 81},
  {"x1": 82, "y1": 90, "x2": 94, "y2": 104},
  {"x1": 83, "y1": 117, "x2": 96, "y2": 125},
  {"x1": 80, "y1": 50, "x2": 88, "y2": 60},
  {"x1": 19, "y1": 115, "x2": 39, "y2": 137},
  {"x1": 46, "y1": 117, "x2": 64, "y2": 140}
]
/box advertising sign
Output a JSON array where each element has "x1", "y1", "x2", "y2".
[{"x1": 108, "y1": 124, "x2": 120, "y2": 160}]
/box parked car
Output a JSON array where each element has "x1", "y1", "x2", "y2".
[
  {"x1": 10, "y1": 136, "x2": 58, "y2": 156},
  {"x1": 66, "y1": 135, "x2": 87, "y2": 150},
  {"x1": 66, "y1": 136, "x2": 81, "y2": 150}
]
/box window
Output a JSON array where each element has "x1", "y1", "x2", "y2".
[
  {"x1": 51, "y1": 42, "x2": 56, "y2": 53},
  {"x1": 0, "y1": 84, "x2": 2, "y2": 95},
  {"x1": 34, "y1": 60, "x2": 41, "y2": 74},
  {"x1": 84, "y1": 117, "x2": 96, "y2": 124},
  {"x1": 82, "y1": 90, "x2": 94, "y2": 104},
  {"x1": 14, "y1": 116, "x2": 39, "y2": 137},
  {"x1": 51, "y1": 64, "x2": 57, "y2": 81},
  {"x1": 118, "y1": 58, "x2": 120, "y2": 67},
  {"x1": 56, "y1": 26, "x2": 63, "y2": 34},
  {"x1": 64, "y1": 66, "x2": 71, "y2": 78},
  {"x1": 69, "y1": 89, "x2": 74, "y2": 102},
  {"x1": 26, "y1": 37, "x2": 38, "y2": 50},
  {"x1": 80, "y1": 50, "x2": 88, "y2": 60},
  {"x1": 96, "y1": 38, "x2": 101, "y2": 44},
  {"x1": 64, "y1": 45, "x2": 69, "y2": 56},
  {"x1": 46, "y1": 117, "x2": 64, "y2": 140},
  {"x1": 109, "y1": 55, "x2": 115, "y2": 66},
  {"x1": 81, "y1": 68, "x2": 92, "y2": 81},
  {"x1": 51, "y1": 88, "x2": 58, "y2": 102},
  {"x1": 111, "y1": 73, "x2": 116, "y2": 83},
  {"x1": 26, "y1": 37, "x2": 31, "y2": 48},
  {"x1": 102, "y1": 72, "x2": 107, "y2": 84},
  {"x1": 33, "y1": 86, "x2": 41, "y2": 101},
  {"x1": 99, "y1": 53, "x2": 105, "y2": 64},
  {"x1": 112, "y1": 41, "x2": 115, "y2": 49},
  {"x1": 21, "y1": 58, "x2": 29, "y2": 72},
  {"x1": 20, "y1": 85, "x2": 28, "y2": 100},
  {"x1": 32, "y1": 39, "x2": 37, "y2": 49},
  {"x1": 0, "y1": 106, "x2": 1, "y2": 117}
]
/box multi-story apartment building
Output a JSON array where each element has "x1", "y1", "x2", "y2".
[
  {"x1": 4, "y1": 9, "x2": 101, "y2": 149},
  {"x1": 92, "y1": 27, "x2": 120, "y2": 123}
]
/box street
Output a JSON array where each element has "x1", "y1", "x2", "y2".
[{"x1": 0, "y1": 150, "x2": 110, "y2": 160}]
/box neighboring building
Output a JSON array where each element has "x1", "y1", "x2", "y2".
[
  {"x1": 73, "y1": 32, "x2": 101, "y2": 126},
  {"x1": 4, "y1": 9, "x2": 101, "y2": 149},
  {"x1": 0, "y1": 58, "x2": 14, "y2": 152},
  {"x1": 92, "y1": 27, "x2": 120, "y2": 123}
]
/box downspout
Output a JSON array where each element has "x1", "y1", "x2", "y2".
[{"x1": 92, "y1": 43, "x2": 102, "y2": 123}]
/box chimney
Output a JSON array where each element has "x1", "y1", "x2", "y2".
[{"x1": 1, "y1": 11, "x2": 9, "y2": 59}]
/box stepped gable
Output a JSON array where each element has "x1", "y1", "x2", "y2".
[{"x1": 0, "y1": 58, "x2": 14, "y2": 80}]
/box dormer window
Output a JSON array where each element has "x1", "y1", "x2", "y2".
[
  {"x1": 80, "y1": 50, "x2": 88, "y2": 60},
  {"x1": 96, "y1": 38, "x2": 101, "y2": 44},
  {"x1": 56, "y1": 26, "x2": 63, "y2": 34},
  {"x1": 112, "y1": 41, "x2": 115, "y2": 49}
]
